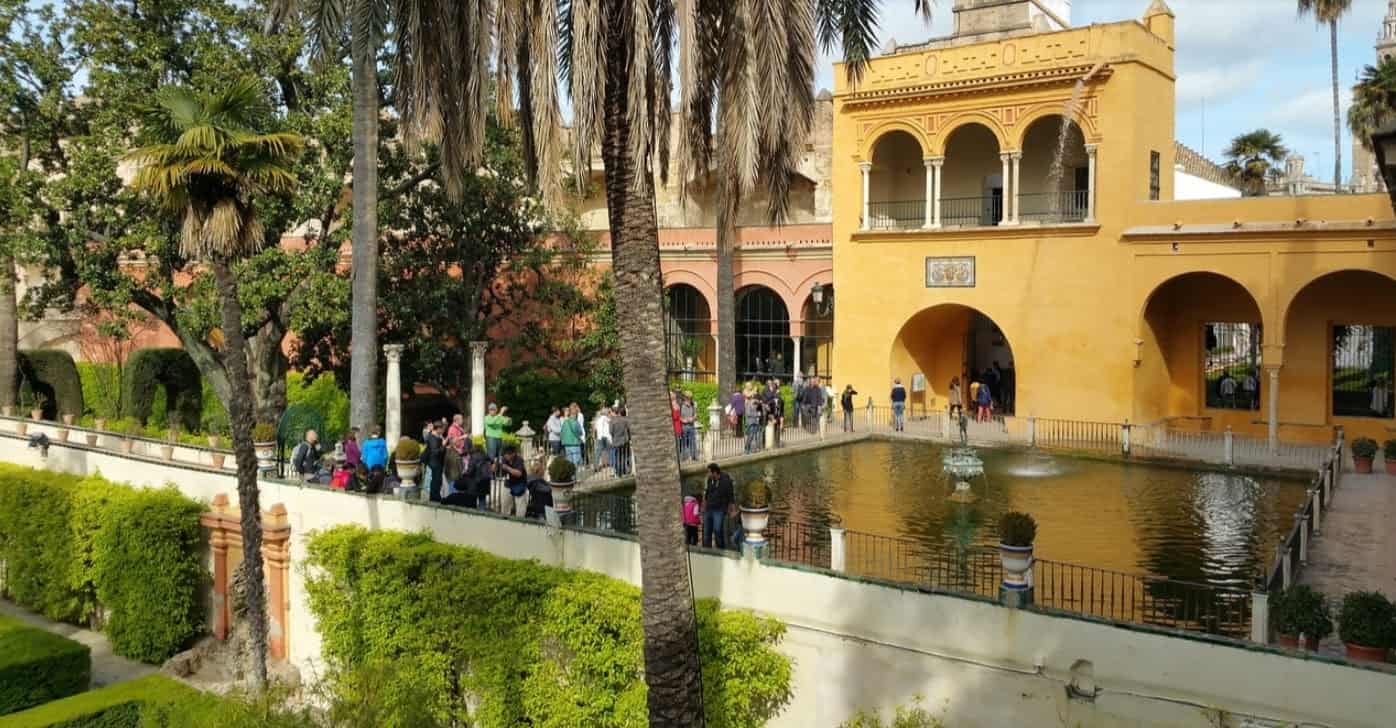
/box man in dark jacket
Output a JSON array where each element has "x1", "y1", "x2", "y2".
[
  {"x1": 702, "y1": 463, "x2": 734, "y2": 548},
  {"x1": 609, "y1": 408, "x2": 631, "y2": 476},
  {"x1": 291, "y1": 429, "x2": 322, "y2": 482},
  {"x1": 424, "y1": 422, "x2": 446, "y2": 502}
]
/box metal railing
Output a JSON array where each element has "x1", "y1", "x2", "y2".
[
  {"x1": 764, "y1": 519, "x2": 831, "y2": 569},
  {"x1": 942, "y1": 196, "x2": 1003, "y2": 227},
  {"x1": 1264, "y1": 432, "x2": 1343, "y2": 596},
  {"x1": 866, "y1": 200, "x2": 926, "y2": 230},
  {"x1": 1018, "y1": 190, "x2": 1089, "y2": 224},
  {"x1": 1033, "y1": 417, "x2": 1122, "y2": 453}
]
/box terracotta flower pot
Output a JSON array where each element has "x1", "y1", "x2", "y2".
[
  {"x1": 2, "y1": 405, "x2": 13, "y2": 416},
  {"x1": 160, "y1": 444, "x2": 174, "y2": 461},
  {"x1": 85, "y1": 433, "x2": 99, "y2": 446},
  {"x1": 1277, "y1": 633, "x2": 1320, "y2": 651},
  {"x1": 94, "y1": 418, "x2": 106, "y2": 431},
  {"x1": 1386, "y1": 458, "x2": 1396, "y2": 476},
  {"x1": 30, "y1": 409, "x2": 42, "y2": 421},
  {"x1": 62, "y1": 414, "x2": 74, "y2": 426},
  {"x1": 15, "y1": 421, "x2": 27, "y2": 436},
  {"x1": 1355, "y1": 456, "x2": 1374, "y2": 474},
  {"x1": 120, "y1": 439, "x2": 134, "y2": 454},
  {"x1": 208, "y1": 435, "x2": 222, "y2": 450},
  {"x1": 211, "y1": 453, "x2": 226, "y2": 469},
  {"x1": 55, "y1": 428, "x2": 69, "y2": 443},
  {"x1": 1344, "y1": 642, "x2": 1389, "y2": 662}
]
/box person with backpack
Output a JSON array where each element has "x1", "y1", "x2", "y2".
[
  {"x1": 291, "y1": 429, "x2": 322, "y2": 482},
  {"x1": 976, "y1": 377, "x2": 993, "y2": 422},
  {"x1": 524, "y1": 460, "x2": 554, "y2": 520}
]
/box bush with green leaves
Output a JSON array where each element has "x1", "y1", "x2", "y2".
[
  {"x1": 123, "y1": 349, "x2": 203, "y2": 433},
  {"x1": 287, "y1": 372, "x2": 349, "y2": 442},
  {"x1": 838, "y1": 696, "x2": 946, "y2": 728},
  {"x1": 0, "y1": 674, "x2": 208, "y2": 728},
  {"x1": 1339, "y1": 591, "x2": 1396, "y2": 648},
  {"x1": 17, "y1": 350, "x2": 84, "y2": 421},
  {"x1": 0, "y1": 615, "x2": 91, "y2": 717},
  {"x1": 0, "y1": 465, "x2": 205, "y2": 663},
  {"x1": 547, "y1": 456, "x2": 576, "y2": 484},
  {"x1": 304, "y1": 526, "x2": 793, "y2": 727},
  {"x1": 998, "y1": 512, "x2": 1037, "y2": 547},
  {"x1": 1271, "y1": 584, "x2": 1333, "y2": 641},
  {"x1": 1352, "y1": 437, "x2": 1379, "y2": 460},
  {"x1": 77, "y1": 362, "x2": 123, "y2": 420}
]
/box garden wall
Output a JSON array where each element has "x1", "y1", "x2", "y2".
[{"x1": 0, "y1": 421, "x2": 1391, "y2": 727}]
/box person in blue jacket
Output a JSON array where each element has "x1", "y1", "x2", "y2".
[{"x1": 361, "y1": 426, "x2": 388, "y2": 470}]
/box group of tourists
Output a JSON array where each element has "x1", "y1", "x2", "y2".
[
  {"x1": 681, "y1": 463, "x2": 745, "y2": 550},
  {"x1": 545, "y1": 402, "x2": 632, "y2": 475},
  {"x1": 943, "y1": 362, "x2": 1011, "y2": 423}
]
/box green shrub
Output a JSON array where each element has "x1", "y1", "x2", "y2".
[
  {"x1": 1271, "y1": 585, "x2": 1333, "y2": 641},
  {"x1": 1384, "y1": 439, "x2": 1396, "y2": 460},
  {"x1": 1339, "y1": 591, "x2": 1396, "y2": 648},
  {"x1": 1352, "y1": 437, "x2": 1379, "y2": 460},
  {"x1": 674, "y1": 380, "x2": 797, "y2": 432},
  {"x1": 547, "y1": 457, "x2": 576, "y2": 483},
  {"x1": 0, "y1": 465, "x2": 205, "y2": 664},
  {"x1": 998, "y1": 512, "x2": 1037, "y2": 547},
  {"x1": 394, "y1": 439, "x2": 421, "y2": 461},
  {"x1": 304, "y1": 526, "x2": 793, "y2": 728},
  {"x1": 76, "y1": 363, "x2": 122, "y2": 420},
  {"x1": 252, "y1": 423, "x2": 277, "y2": 443},
  {"x1": 469, "y1": 434, "x2": 520, "y2": 451},
  {"x1": 123, "y1": 349, "x2": 202, "y2": 433},
  {"x1": 17, "y1": 350, "x2": 84, "y2": 421},
  {"x1": 741, "y1": 478, "x2": 771, "y2": 508},
  {"x1": 838, "y1": 696, "x2": 946, "y2": 728},
  {"x1": 287, "y1": 372, "x2": 350, "y2": 442},
  {"x1": 490, "y1": 371, "x2": 592, "y2": 435},
  {"x1": 0, "y1": 674, "x2": 207, "y2": 728},
  {"x1": 0, "y1": 615, "x2": 90, "y2": 717}
]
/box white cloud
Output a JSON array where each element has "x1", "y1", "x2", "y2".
[
  {"x1": 1176, "y1": 61, "x2": 1266, "y2": 108},
  {"x1": 1262, "y1": 86, "x2": 1353, "y2": 132}
]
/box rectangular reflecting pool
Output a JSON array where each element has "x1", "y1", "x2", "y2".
[{"x1": 659, "y1": 440, "x2": 1308, "y2": 592}]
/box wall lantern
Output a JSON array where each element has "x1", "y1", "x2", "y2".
[
  {"x1": 1371, "y1": 122, "x2": 1396, "y2": 214},
  {"x1": 811, "y1": 282, "x2": 833, "y2": 317}
]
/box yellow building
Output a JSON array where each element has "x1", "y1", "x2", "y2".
[{"x1": 832, "y1": 0, "x2": 1396, "y2": 446}]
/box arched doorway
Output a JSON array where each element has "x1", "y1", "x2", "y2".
[
  {"x1": 942, "y1": 123, "x2": 1003, "y2": 227},
  {"x1": 664, "y1": 284, "x2": 714, "y2": 382},
  {"x1": 1283, "y1": 270, "x2": 1396, "y2": 426},
  {"x1": 867, "y1": 130, "x2": 927, "y2": 230},
  {"x1": 1137, "y1": 273, "x2": 1264, "y2": 425},
  {"x1": 800, "y1": 284, "x2": 834, "y2": 381},
  {"x1": 890, "y1": 304, "x2": 1017, "y2": 416},
  {"x1": 1019, "y1": 114, "x2": 1088, "y2": 223},
  {"x1": 736, "y1": 286, "x2": 792, "y2": 381}
]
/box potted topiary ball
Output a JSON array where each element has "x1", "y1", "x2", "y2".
[
  {"x1": 394, "y1": 438, "x2": 423, "y2": 492},
  {"x1": 1384, "y1": 440, "x2": 1396, "y2": 476},
  {"x1": 252, "y1": 422, "x2": 278, "y2": 472},
  {"x1": 739, "y1": 475, "x2": 774, "y2": 546},
  {"x1": 548, "y1": 456, "x2": 578, "y2": 514},
  {"x1": 998, "y1": 511, "x2": 1038, "y2": 592},
  {"x1": 1339, "y1": 590, "x2": 1396, "y2": 662},
  {"x1": 1352, "y1": 437, "x2": 1378, "y2": 474},
  {"x1": 1272, "y1": 584, "x2": 1333, "y2": 651}
]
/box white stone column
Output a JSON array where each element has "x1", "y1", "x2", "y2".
[
  {"x1": 922, "y1": 158, "x2": 936, "y2": 228},
  {"x1": 470, "y1": 341, "x2": 488, "y2": 438},
  {"x1": 999, "y1": 152, "x2": 1012, "y2": 226},
  {"x1": 384, "y1": 344, "x2": 404, "y2": 446},
  {"x1": 792, "y1": 337, "x2": 803, "y2": 380},
  {"x1": 859, "y1": 161, "x2": 872, "y2": 230},
  {"x1": 1010, "y1": 151, "x2": 1022, "y2": 224},
  {"x1": 931, "y1": 157, "x2": 944, "y2": 228},
  {"x1": 1266, "y1": 366, "x2": 1280, "y2": 455},
  {"x1": 830, "y1": 527, "x2": 847, "y2": 572},
  {"x1": 1085, "y1": 144, "x2": 1098, "y2": 223}
]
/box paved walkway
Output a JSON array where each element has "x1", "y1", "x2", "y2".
[
  {"x1": 1299, "y1": 467, "x2": 1396, "y2": 656},
  {"x1": 1, "y1": 599, "x2": 156, "y2": 688}
]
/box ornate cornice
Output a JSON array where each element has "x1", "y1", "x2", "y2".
[{"x1": 842, "y1": 64, "x2": 1113, "y2": 110}]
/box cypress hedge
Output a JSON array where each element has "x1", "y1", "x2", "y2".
[
  {"x1": 0, "y1": 616, "x2": 91, "y2": 717},
  {"x1": 16, "y1": 350, "x2": 83, "y2": 420},
  {"x1": 0, "y1": 465, "x2": 205, "y2": 663},
  {"x1": 0, "y1": 675, "x2": 207, "y2": 728},
  {"x1": 123, "y1": 350, "x2": 202, "y2": 432},
  {"x1": 306, "y1": 526, "x2": 793, "y2": 727}
]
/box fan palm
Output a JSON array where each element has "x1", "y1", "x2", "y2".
[
  {"x1": 267, "y1": 0, "x2": 389, "y2": 434},
  {"x1": 126, "y1": 78, "x2": 303, "y2": 688},
  {"x1": 340, "y1": 1, "x2": 900, "y2": 723},
  {"x1": 1349, "y1": 57, "x2": 1396, "y2": 151},
  {"x1": 1223, "y1": 129, "x2": 1288, "y2": 196},
  {"x1": 1297, "y1": 0, "x2": 1353, "y2": 190}
]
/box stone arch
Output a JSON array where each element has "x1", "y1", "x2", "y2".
[
  {"x1": 660, "y1": 268, "x2": 717, "y2": 316},
  {"x1": 889, "y1": 302, "x2": 1019, "y2": 414},
  {"x1": 665, "y1": 283, "x2": 715, "y2": 381},
  {"x1": 861, "y1": 121, "x2": 931, "y2": 160},
  {"x1": 1278, "y1": 267, "x2": 1396, "y2": 344},
  {"x1": 932, "y1": 112, "x2": 1010, "y2": 156},
  {"x1": 1013, "y1": 103, "x2": 1100, "y2": 149},
  {"x1": 736, "y1": 284, "x2": 795, "y2": 381},
  {"x1": 733, "y1": 269, "x2": 802, "y2": 319},
  {"x1": 1137, "y1": 270, "x2": 1271, "y2": 337}
]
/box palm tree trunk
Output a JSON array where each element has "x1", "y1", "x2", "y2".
[
  {"x1": 715, "y1": 195, "x2": 736, "y2": 406},
  {"x1": 348, "y1": 33, "x2": 380, "y2": 433},
  {"x1": 1331, "y1": 19, "x2": 1343, "y2": 191},
  {"x1": 212, "y1": 257, "x2": 269, "y2": 689},
  {"x1": 600, "y1": 0, "x2": 703, "y2": 723}
]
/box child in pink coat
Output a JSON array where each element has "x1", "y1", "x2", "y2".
[{"x1": 683, "y1": 494, "x2": 702, "y2": 546}]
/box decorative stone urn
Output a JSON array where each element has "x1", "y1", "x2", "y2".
[
  {"x1": 2, "y1": 405, "x2": 13, "y2": 416},
  {"x1": 55, "y1": 428, "x2": 69, "y2": 443},
  {"x1": 740, "y1": 505, "x2": 771, "y2": 546},
  {"x1": 211, "y1": 453, "x2": 227, "y2": 469},
  {"x1": 120, "y1": 438, "x2": 134, "y2": 454},
  {"x1": 94, "y1": 418, "x2": 106, "y2": 431},
  {"x1": 999, "y1": 544, "x2": 1034, "y2": 590},
  {"x1": 551, "y1": 480, "x2": 576, "y2": 514},
  {"x1": 254, "y1": 441, "x2": 277, "y2": 472},
  {"x1": 396, "y1": 458, "x2": 421, "y2": 487}
]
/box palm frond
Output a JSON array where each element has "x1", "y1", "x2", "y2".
[
  {"x1": 652, "y1": 0, "x2": 676, "y2": 184},
  {"x1": 625, "y1": 0, "x2": 654, "y2": 188},
  {"x1": 527, "y1": 0, "x2": 563, "y2": 203},
  {"x1": 817, "y1": 0, "x2": 880, "y2": 86},
  {"x1": 567, "y1": 0, "x2": 607, "y2": 193}
]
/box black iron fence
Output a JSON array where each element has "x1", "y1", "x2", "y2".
[
  {"x1": 1018, "y1": 190, "x2": 1088, "y2": 223},
  {"x1": 866, "y1": 200, "x2": 926, "y2": 230},
  {"x1": 942, "y1": 195, "x2": 1002, "y2": 227}
]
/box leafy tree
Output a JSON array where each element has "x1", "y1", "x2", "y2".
[
  {"x1": 1296, "y1": 0, "x2": 1352, "y2": 190},
  {"x1": 1350, "y1": 56, "x2": 1396, "y2": 153},
  {"x1": 125, "y1": 77, "x2": 303, "y2": 687},
  {"x1": 1224, "y1": 129, "x2": 1288, "y2": 196}
]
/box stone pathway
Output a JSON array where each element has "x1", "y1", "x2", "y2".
[
  {"x1": 0, "y1": 599, "x2": 156, "y2": 688},
  {"x1": 1298, "y1": 467, "x2": 1396, "y2": 657}
]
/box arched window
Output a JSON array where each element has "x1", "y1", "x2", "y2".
[{"x1": 736, "y1": 286, "x2": 792, "y2": 381}]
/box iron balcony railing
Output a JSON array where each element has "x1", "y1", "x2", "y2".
[
  {"x1": 865, "y1": 200, "x2": 926, "y2": 230},
  {"x1": 1018, "y1": 190, "x2": 1089, "y2": 224},
  {"x1": 942, "y1": 195, "x2": 1004, "y2": 227}
]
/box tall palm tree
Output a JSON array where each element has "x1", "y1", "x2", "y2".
[
  {"x1": 1224, "y1": 129, "x2": 1288, "y2": 196},
  {"x1": 1297, "y1": 0, "x2": 1352, "y2": 191},
  {"x1": 387, "y1": 1, "x2": 900, "y2": 723},
  {"x1": 268, "y1": 0, "x2": 387, "y2": 434},
  {"x1": 1349, "y1": 56, "x2": 1396, "y2": 151},
  {"x1": 126, "y1": 78, "x2": 303, "y2": 688}
]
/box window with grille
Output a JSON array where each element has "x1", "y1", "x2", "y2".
[
  {"x1": 663, "y1": 285, "x2": 713, "y2": 383},
  {"x1": 736, "y1": 287, "x2": 792, "y2": 381},
  {"x1": 1332, "y1": 325, "x2": 1394, "y2": 418},
  {"x1": 1203, "y1": 322, "x2": 1261, "y2": 411},
  {"x1": 1149, "y1": 151, "x2": 1161, "y2": 201}
]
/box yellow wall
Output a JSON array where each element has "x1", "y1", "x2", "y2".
[{"x1": 831, "y1": 15, "x2": 1396, "y2": 444}]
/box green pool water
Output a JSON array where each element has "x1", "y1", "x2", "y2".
[{"x1": 670, "y1": 440, "x2": 1308, "y2": 589}]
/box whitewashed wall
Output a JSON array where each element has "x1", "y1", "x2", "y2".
[
  {"x1": 1174, "y1": 167, "x2": 1243, "y2": 200},
  {"x1": 1, "y1": 422, "x2": 1392, "y2": 727}
]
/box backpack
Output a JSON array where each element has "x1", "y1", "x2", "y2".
[{"x1": 291, "y1": 442, "x2": 311, "y2": 474}]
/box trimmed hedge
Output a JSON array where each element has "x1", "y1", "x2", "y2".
[
  {"x1": 672, "y1": 380, "x2": 797, "y2": 431},
  {"x1": 0, "y1": 675, "x2": 206, "y2": 728},
  {"x1": 17, "y1": 351, "x2": 83, "y2": 420},
  {"x1": 305, "y1": 526, "x2": 793, "y2": 727},
  {"x1": 123, "y1": 349, "x2": 202, "y2": 433},
  {"x1": 0, "y1": 465, "x2": 205, "y2": 663},
  {"x1": 76, "y1": 364, "x2": 121, "y2": 421},
  {"x1": 0, "y1": 616, "x2": 90, "y2": 717}
]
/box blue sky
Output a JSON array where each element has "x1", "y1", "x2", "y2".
[{"x1": 819, "y1": 0, "x2": 1393, "y2": 181}]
